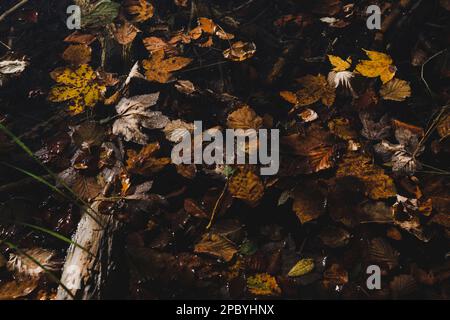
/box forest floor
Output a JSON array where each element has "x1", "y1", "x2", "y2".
[{"x1": 0, "y1": 0, "x2": 449, "y2": 299}]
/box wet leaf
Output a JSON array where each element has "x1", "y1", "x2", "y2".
[
  {"x1": 142, "y1": 50, "x2": 192, "y2": 83},
  {"x1": 0, "y1": 279, "x2": 38, "y2": 300},
  {"x1": 380, "y1": 78, "x2": 411, "y2": 101},
  {"x1": 355, "y1": 49, "x2": 397, "y2": 84},
  {"x1": 319, "y1": 226, "x2": 351, "y2": 248},
  {"x1": 246, "y1": 273, "x2": 281, "y2": 296},
  {"x1": 48, "y1": 65, "x2": 106, "y2": 115},
  {"x1": 368, "y1": 238, "x2": 399, "y2": 270},
  {"x1": 287, "y1": 258, "x2": 315, "y2": 277},
  {"x1": 292, "y1": 180, "x2": 326, "y2": 224},
  {"x1": 72, "y1": 121, "x2": 105, "y2": 149},
  {"x1": 323, "y1": 264, "x2": 348, "y2": 289},
  {"x1": 112, "y1": 92, "x2": 169, "y2": 144}
]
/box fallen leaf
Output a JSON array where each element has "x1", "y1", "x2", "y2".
[
  {"x1": 228, "y1": 169, "x2": 264, "y2": 206},
  {"x1": 368, "y1": 238, "x2": 399, "y2": 270},
  {"x1": 81, "y1": 0, "x2": 120, "y2": 29},
  {"x1": 126, "y1": 142, "x2": 171, "y2": 176},
  {"x1": 292, "y1": 180, "x2": 326, "y2": 223},
  {"x1": 319, "y1": 226, "x2": 351, "y2": 248},
  {"x1": 437, "y1": 112, "x2": 450, "y2": 139},
  {"x1": 380, "y1": 78, "x2": 411, "y2": 101},
  {"x1": 163, "y1": 119, "x2": 195, "y2": 143},
  {"x1": 48, "y1": 65, "x2": 106, "y2": 115},
  {"x1": 323, "y1": 264, "x2": 348, "y2": 289},
  {"x1": 58, "y1": 167, "x2": 103, "y2": 201},
  {"x1": 336, "y1": 153, "x2": 397, "y2": 199},
  {"x1": 71, "y1": 121, "x2": 105, "y2": 149},
  {"x1": 246, "y1": 273, "x2": 281, "y2": 296},
  {"x1": 113, "y1": 20, "x2": 139, "y2": 45},
  {"x1": 227, "y1": 105, "x2": 263, "y2": 130},
  {"x1": 328, "y1": 55, "x2": 352, "y2": 71},
  {"x1": 355, "y1": 49, "x2": 397, "y2": 84},
  {"x1": 390, "y1": 275, "x2": 417, "y2": 299},
  {"x1": 194, "y1": 233, "x2": 237, "y2": 262},
  {"x1": 223, "y1": 41, "x2": 256, "y2": 62},
  {"x1": 123, "y1": 0, "x2": 154, "y2": 22},
  {"x1": 143, "y1": 36, "x2": 177, "y2": 55},
  {"x1": 287, "y1": 258, "x2": 315, "y2": 277},
  {"x1": 112, "y1": 93, "x2": 169, "y2": 144},
  {"x1": 62, "y1": 44, "x2": 92, "y2": 66},
  {"x1": 7, "y1": 248, "x2": 59, "y2": 279},
  {"x1": 142, "y1": 50, "x2": 192, "y2": 83},
  {"x1": 0, "y1": 279, "x2": 38, "y2": 300},
  {"x1": 64, "y1": 31, "x2": 97, "y2": 45}
]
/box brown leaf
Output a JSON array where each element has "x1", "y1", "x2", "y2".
[
  {"x1": 143, "y1": 36, "x2": 178, "y2": 55},
  {"x1": 223, "y1": 41, "x2": 256, "y2": 62},
  {"x1": 368, "y1": 238, "x2": 399, "y2": 270},
  {"x1": 123, "y1": 0, "x2": 154, "y2": 22},
  {"x1": 176, "y1": 164, "x2": 197, "y2": 179},
  {"x1": 227, "y1": 105, "x2": 263, "y2": 130},
  {"x1": 113, "y1": 20, "x2": 139, "y2": 45},
  {"x1": 0, "y1": 279, "x2": 38, "y2": 300},
  {"x1": 292, "y1": 180, "x2": 326, "y2": 224},
  {"x1": 142, "y1": 50, "x2": 192, "y2": 83},
  {"x1": 228, "y1": 169, "x2": 264, "y2": 206},
  {"x1": 64, "y1": 31, "x2": 97, "y2": 45},
  {"x1": 126, "y1": 142, "x2": 171, "y2": 176},
  {"x1": 336, "y1": 153, "x2": 397, "y2": 200},
  {"x1": 194, "y1": 233, "x2": 237, "y2": 262},
  {"x1": 380, "y1": 78, "x2": 412, "y2": 101},
  {"x1": 390, "y1": 275, "x2": 417, "y2": 299},
  {"x1": 62, "y1": 44, "x2": 92, "y2": 66},
  {"x1": 323, "y1": 264, "x2": 348, "y2": 289}
]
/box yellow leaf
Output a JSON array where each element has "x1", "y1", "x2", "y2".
[
  {"x1": 142, "y1": 50, "x2": 192, "y2": 83},
  {"x1": 223, "y1": 41, "x2": 256, "y2": 62},
  {"x1": 380, "y1": 78, "x2": 412, "y2": 101},
  {"x1": 246, "y1": 273, "x2": 281, "y2": 296},
  {"x1": 288, "y1": 258, "x2": 315, "y2": 277},
  {"x1": 227, "y1": 105, "x2": 263, "y2": 130},
  {"x1": 355, "y1": 49, "x2": 397, "y2": 84},
  {"x1": 328, "y1": 55, "x2": 351, "y2": 72},
  {"x1": 126, "y1": 142, "x2": 171, "y2": 176},
  {"x1": 48, "y1": 65, "x2": 105, "y2": 115}
]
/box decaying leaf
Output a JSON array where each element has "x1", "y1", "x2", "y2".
[
  {"x1": 223, "y1": 41, "x2": 256, "y2": 62},
  {"x1": 287, "y1": 258, "x2": 315, "y2": 277},
  {"x1": 62, "y1": 44, "x2": 92, "y2": 66},
  {"x1": 0, "y1": 279, "x2": 39, "y2": 300},
  {"x1": 142, "y1": 50, "x2": 192, "y2": 83},
  {"x1": 123, "y1": 0, "x2": 154, "y2": 22},
  {"x1": 323, "y1": 264, "x2": 348, "y2": 289},
  {"x1": 246, "y1": 273, "x2": 281, "y2": 296},
  {"x1": 48, "y1": 65, "x2": 106, "y2": 115},
  {"x1": 368, "y1": 238, "x2": 399, "y2": 270},
  {"x1": 281, "y1": 74, "x2": 336, "y2": 109},
  {"x1": 113, "y1": 20, "x2": 140, "y2": 45},
  {"x1": 81, "y1": 0, "x2": 120, "y2": 29},
  {"x1": 126, "y1": 142, "x2": 171, "y2": 176},
  {"x1": 292, "y1": 180, "x2": 326, "y2": 224},
  {"x1": 437, "y1": 112, "x2": 450, "y2": 139},
  {"x1": 355, "y1": 49, "x2": 397, "y2": 84},
  {"x1": 72, "y1": 121, "x2": 105, "y2": 149},
  {"x1": 163, "y1": 119, "x2": 194, "y2": 143},
  {"x1": 336, "y1": 153, "x2": 397, "y2": 199},
  {"x1": 390, "y1": 274, "x2": 417, "y2": 299},
  {"x1": 319, "y1": 226, "x2": 351, "y2": 248},
  {"x1": 58, "y1": 167, "x2": 103, "y2": 201},
  {"x1": 228, "y1": 169, "x2": 264, "y2": 205},
  {"x1": 0, "y1": 59, "x2": 28, "y2": 87},
  {"x1": 194, "y1": 233, "x2": 237, "y2": 262},
  {"x1": 64, "y1": 31, "x2": 97, "y2": 45},
  {"x1": 143, "y1": 36, "x2": 177, "y2": 55},
  {"x1": 227, "y1": 105, "x2": 263, "y2": 130},
  {"x1": 380, "y1": 78, "x2": 412, "y2": 101},
  {"x1": 7, "y1": 248, "x2": 59, "y2": 279},
  {"x1": 112, "y1": 93, "x2": 169, "y2": 144}
]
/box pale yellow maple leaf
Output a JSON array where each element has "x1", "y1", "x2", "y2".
[
  {"x1": 328, "y1": 55, "x2": 352, "y2": 72},
  {"x1": 355, "y1": 49, "x2": 397, "y2": 84}
]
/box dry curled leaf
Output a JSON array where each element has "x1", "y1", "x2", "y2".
[
  {"x1": 336, "y1": 153, "x2": 397, "y2": 200},
  {"x1": 143, "y1": 36, "x2": 177, "y2": 55},
  {"x1": 246, "y1": 273, "x2": 281, "y2": 296},
  {"x1": 355, "y1": 49, "x2": 397, "y2": 84},
  {"x1": 7, "y1": 248, "x2": 59, "y2": 279},
  {"x1": 112, "y1": 93, "x2": 169, "y2": 145},
  {"x1": 223, "y1": 41, "x2": 256, "y2": 62},
  {"x1": 142, "y1": 50, "x2": 192, "y2": 83},
  {"x1": 380, "y1": 78, "x2": 411, "y2": 101},
  {"x1": 227, "y1": 105, "x2": 263, "y2": 130},
  {"x1": 123, "y1": 0, "x2": 154, "y2": 22},
  {"x1": 228, "y1": 169, "x2": 264, "y2": 206},
  {"x1": 126, "y1": 142, "x2": 171, "y2": 176},
  {"x1": 48, "y1": 65, "x2": 106, "y2": 115},
  {"x1": 194, "y1": 233, "x2": 237, "y2": 262}
]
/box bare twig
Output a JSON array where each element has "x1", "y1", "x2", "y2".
[
  {"x1": 0, "y1": 0, "x2": 29, "y2": 23},
  {"x1": 421, "y1": 49, "x2": 447, "y2": 98}
]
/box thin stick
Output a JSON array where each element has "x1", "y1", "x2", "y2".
[
  {"x1": 421, "y1": 49, "x2": 447, "y2": 98},
  {"x1": 0, "y1": 0, "x2": 29, "y2": 23},
  {"x1": 206, "y1": 181, "x2": 228, "y2": 230}
]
